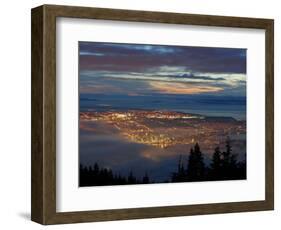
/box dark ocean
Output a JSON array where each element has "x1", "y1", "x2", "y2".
[{"x1": 80, "y1": 93, "x2": 246, "y2": 120}]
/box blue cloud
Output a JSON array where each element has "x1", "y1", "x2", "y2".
[{"x1": 79, "y1": 42, "x2": 246, "y2": 74}]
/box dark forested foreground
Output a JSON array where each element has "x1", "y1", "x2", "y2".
[{"x1": 79, "y1": 139, "x2": 246, "y2": 187}]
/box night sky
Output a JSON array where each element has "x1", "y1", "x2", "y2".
[{"x1": 79, "y1": 42, "x2": 246, "y2": 97}]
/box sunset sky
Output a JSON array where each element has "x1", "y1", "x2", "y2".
[
  {"x1": 79, "y1": 42, "x2": 246, "y2": 97},
  {"x1": 79, "y1": 42, "x2": 247, "y2": 182}
]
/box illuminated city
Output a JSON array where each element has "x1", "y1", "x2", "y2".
[
  {"x1": 79, "y1": 42, "x2": 247, "y2": 185},
  {"x1": 80, "y1": 110, "x2": 246, "y2": 153}
]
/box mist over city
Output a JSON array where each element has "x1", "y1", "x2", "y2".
[{"x1": 79, "y1": 42, "x2": 247, "y2": 186}]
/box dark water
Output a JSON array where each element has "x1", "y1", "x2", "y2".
[{"x1": 80, "y1": 94, "x2": 246, "y2": 120}]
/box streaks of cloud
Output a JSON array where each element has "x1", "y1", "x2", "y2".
[
  {"x1": 149, "y1": 82, "x2": 224, "y2": 95},
  {"x1": 79, "y1": 42, "x2": 246, "y2": 74}
]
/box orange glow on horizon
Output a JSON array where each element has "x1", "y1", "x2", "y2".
[{"x1": 149, "y1": 82, "x2": 224, "y2": 94}]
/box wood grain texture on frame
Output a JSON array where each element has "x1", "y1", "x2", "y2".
[{"x1": 31, "y1": 4, "x2": 274, "y2": 225}]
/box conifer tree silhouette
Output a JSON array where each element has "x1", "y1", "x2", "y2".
[
  {"x1": 187, "y1": 143, "x2": 205, "y2": 181},
  {"x1": 211, "y1": 146, "x2": 222, "y2": 180},
  {"x1": 79, "y1": 138, "x2": 246, "y2": 186}
]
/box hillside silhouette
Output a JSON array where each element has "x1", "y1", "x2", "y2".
[{"x1": 79, "y1": 138, "x2": 246, "y2": 187}]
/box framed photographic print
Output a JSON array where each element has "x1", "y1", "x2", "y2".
[{"x1": 31, "y1": 4, "x2": 274, "y2": 225}]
